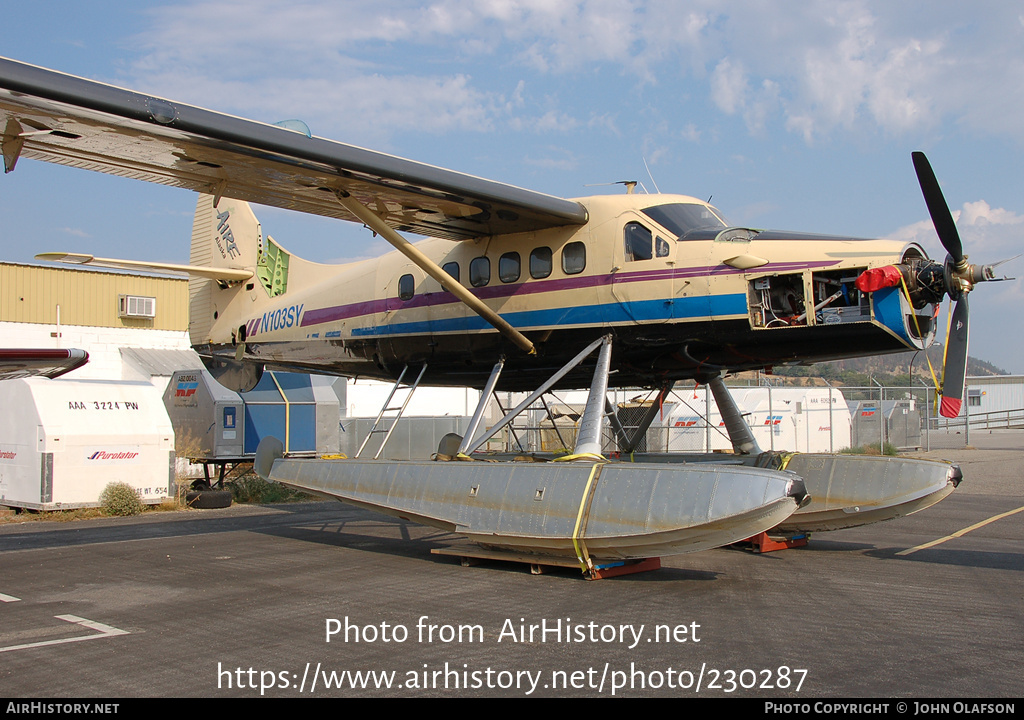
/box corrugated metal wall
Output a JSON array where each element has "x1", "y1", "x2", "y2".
[
  {"x1": 969, "y1": 376, "x2": 1024, "y2": 414},
  {"x1": 0, "y1": 263, "x2": 188, "y2": 331}
]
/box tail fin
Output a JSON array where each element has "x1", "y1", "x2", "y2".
[{"x1": 188, "y1": 194, "x2": 272, "y2": 346}]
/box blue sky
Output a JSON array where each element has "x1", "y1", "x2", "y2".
[{"x1": 2, "y1": 1, "x2": 1023, "y2": 372}]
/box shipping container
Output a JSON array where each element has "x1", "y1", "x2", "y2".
[{"x1": 0, "y1": 378, "x2": 174, "y2": 509}]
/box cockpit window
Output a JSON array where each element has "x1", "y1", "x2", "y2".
[
  {"x1": 624, "y1": 222, "x2": 653, "y2": 262},
  {"x1": 642, "y1": 203, "x2": 728, "y2": 239},
  {"x1": 656, "y1": 236, "x2": 670, "y2": 257}
]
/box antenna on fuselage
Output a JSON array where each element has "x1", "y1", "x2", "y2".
[{"x1": 643, "y1": 156, "x2": 661, "y2": 194}]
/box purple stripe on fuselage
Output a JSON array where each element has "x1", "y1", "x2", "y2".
[{"x1": 299, "y1": 260, "x2": 838, "y2": 328}]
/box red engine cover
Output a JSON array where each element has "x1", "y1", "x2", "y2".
[{"x1": 855, "y1": 265, "x2": 903, "y2": 293}]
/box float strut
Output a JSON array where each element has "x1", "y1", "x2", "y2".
[
  {"x1": 458, "y1": 359, "x2": 505, "y2": 456},
  {"x1": 464, "y1": 335, "x2": 609, "y2": 455},
  {"x1": 707, "y1": 375, "x2": 761, "y2": 455},
  {"x1": 574, "y1": 336, "x2": 613, "y2": 457}
]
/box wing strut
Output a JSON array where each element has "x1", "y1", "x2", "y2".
[{"x1": 333, "y1": 190, "x2": 536, "y2": 355}]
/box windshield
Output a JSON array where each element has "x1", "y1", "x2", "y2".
[{"x1": 641, "y1": 202, "x2": 729, "y2": 239}]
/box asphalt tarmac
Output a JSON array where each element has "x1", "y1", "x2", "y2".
[{"x1": 1, "y1": 433, "x2": 1021, "y2": 699}]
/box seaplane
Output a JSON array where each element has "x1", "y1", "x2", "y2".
[{"x1": 0, "y1": 56, "x2": 997, "y2": 574}]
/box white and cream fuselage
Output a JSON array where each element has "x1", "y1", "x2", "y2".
[{"x1": 198, "y1": 192, "x2": 936, "y2": 392}]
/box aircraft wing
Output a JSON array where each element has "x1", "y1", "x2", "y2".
[
  {"x1": 0, "y1": 348, "x2": 88, "y2": 381},
  {"x1": 0, "y1": 58, "x2": 588, "y2": 241}
]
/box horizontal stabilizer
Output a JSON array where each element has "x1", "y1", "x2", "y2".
[
  {"x1": 35, "y1": 252, "x2": 253, "y2": 282},
  {"x1": 0, "y1": 348, "x2": 88, "y2": 380}
]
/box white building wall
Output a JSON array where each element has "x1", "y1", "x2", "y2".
[
  {"x1": 967, "y1": 376, "x2": 1024, "y2": 415},
  {"x1": 343, "y1": 378, "x2": 480, "y2": 418},
  {"x1": 0, "y1": 321, "x2": 191, "y2": 382}
]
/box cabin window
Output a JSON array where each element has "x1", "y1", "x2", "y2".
[
  {"x1": 470, "y1": 256, "x2": 490, "y2": 287},
  {"x1": 562, "y1": 241, "x2": 586, "y2": 275},
  {"x1": 398, "y1": 273, "x2": 415, "y2": 301},
  {"x1": 656, "y1": 236, "x2": 670, "y2": 257},
  {"x1": 624, "y1": 222, "x2": 653, "y2": 262},
  {"x1": 442, "y1": 261, "x2": 460, "y2": 286},
  {"x1": 499, "y1": 252, "x2": 521, "y2": 283},
  {"x1": 530, "y1": 247, "x2": 552, "y2": 279}
]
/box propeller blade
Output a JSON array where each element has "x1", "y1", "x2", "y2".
[
  {"x1": 913, "y1": 151, "x2": 964, "y2": 264},
  {"x1": 939, "y1": 297, "x2": 970, "y2": 418}
]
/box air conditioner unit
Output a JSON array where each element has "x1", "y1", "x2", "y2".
[{"x1": 118, "y1": 294, "x2": 156, "y2": 319}]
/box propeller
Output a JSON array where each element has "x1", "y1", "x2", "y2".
[
  {"x1": 913, "y1": 151, "x2": 963, "y2": 265},
  {"x1": 939, "y1": 296, "x2": 969, "y2": 418},
  {"x1": 911, "y1": 152, "x2": 995, "y2": 418}
]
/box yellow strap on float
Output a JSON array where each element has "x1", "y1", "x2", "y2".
[
  {"x1": 899, "y1": 275, "x2": 941, "y2": 392},
  {"x1": 777, "y1": 452, "x2": 796, "y2": 471},
  {"x1": 553, "y1": 452, "x2": 605, "y2": 463},
  {"x1": 571, "y1": 462, "x2": 603, "y2": 573}
]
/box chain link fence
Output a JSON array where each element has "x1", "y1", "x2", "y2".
[{"x1": 487, "y1": 384, "x2": 1023, "y2": 454}]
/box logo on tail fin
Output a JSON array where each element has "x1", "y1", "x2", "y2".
[{"x1": 216, "y1": 208, "x2": 240, "y2": 259}]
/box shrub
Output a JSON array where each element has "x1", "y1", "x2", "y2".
[
  {"x1": 99, "y1": 482, "x2": 144, "y2": 516},
  {"x1": 839, "y1": 442, "x2": 899, "y2": 457},
  {"x1": 230, "y1": 469, "x2": 315, "y2": 504}
]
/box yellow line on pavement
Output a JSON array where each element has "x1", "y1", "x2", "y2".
[{"x1": 896, "y1": 504, "x2": 1024, "y2": 556}]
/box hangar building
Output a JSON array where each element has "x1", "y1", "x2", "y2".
[{"x1": 0, "y1": 261, "x2": 193, "y2": 382}]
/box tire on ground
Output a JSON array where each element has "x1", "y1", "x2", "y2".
[{"x1": 185, "y1": 489, "x2": 233, "y2": 509}]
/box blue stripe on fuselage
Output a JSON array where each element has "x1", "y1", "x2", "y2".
[{"x1": 350, "y1": 294, "x2": 748, "y2": 337}]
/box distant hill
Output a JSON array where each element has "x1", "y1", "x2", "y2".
[{"x1": 761, "y1": 345, "x2": 1007, "y2": 387}]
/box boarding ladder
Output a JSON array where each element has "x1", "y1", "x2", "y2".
[{"x1": 355, "y1": 363, "x2": 428, "y2": 459}]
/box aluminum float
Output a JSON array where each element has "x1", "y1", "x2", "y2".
[
  {"x1": 253, "y1": 337, "x2": 809, "y2": 568},
  {"x1": 255, "y1": 445, "x2": 808, "y2": 563},
  {"x1": 775, "y1": 453, "x2": 961, "y2": 533},
  {"x1": 589, "y1": 451, "x2": 962, "y2": 535}
]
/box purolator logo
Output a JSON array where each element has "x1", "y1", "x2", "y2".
[{"x1": 87, "y1": 450, "x2": 140, "y2": 461}]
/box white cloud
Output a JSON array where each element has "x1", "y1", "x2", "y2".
[
  {"x1": 710, "y1": 58, "x2": 747, "y2": 116},
  {"x1": 523, "y1": 147, "x2": 578, "y2": 171},
  {"x1": 127, "y1": 69, "x2": 500, "y2": 145},
  {"x1": 959, "y1": 200, "x2": 1024, "y2": 230},
  {"x1": 116, "y1": 1, "x2": 1024, "y2": 148},
  {"x1": 888, "y1": 200, "x2": 1024, "y2": 372},
  {"x1": 534, "y1": 110, "x2": 580, "y2": 132},
  {"x1": 890, "y1": 200, "x2": 1024, "y2": 260}
]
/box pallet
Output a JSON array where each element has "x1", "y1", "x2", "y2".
[{"x1": 431, "y1": 543, "x2": 660, "y2": 580}]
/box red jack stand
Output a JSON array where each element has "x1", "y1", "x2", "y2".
[
  {"x1": 744, "y1": 532, "x2": 808, "y2": 553},
  {"x1": 586, "y1": 557, "x2": 661, "y2": 580}
]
